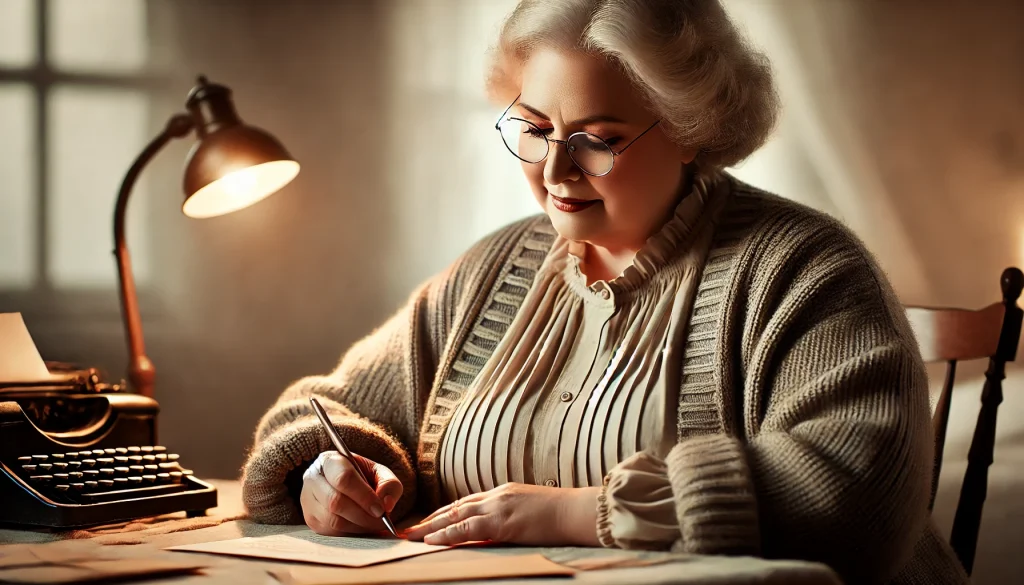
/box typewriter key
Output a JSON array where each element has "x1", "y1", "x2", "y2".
[{"x1": 99, "y1": 479, "x2": 114, "y2": 487}]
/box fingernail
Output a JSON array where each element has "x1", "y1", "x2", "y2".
[
  {"x1": 370, "y1": 504, "x2": 384, "y2": 517},
  {"x1": 383, "y1": 495, "x2": 395, "y2": 511}
]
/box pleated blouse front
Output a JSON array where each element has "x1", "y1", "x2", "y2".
[{"x1": 438, "y1": 175, "x2": 723, "y2": 501}]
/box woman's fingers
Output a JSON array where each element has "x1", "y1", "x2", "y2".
[
  {"x1": 370, "y1": 460, "x2": 403, "y2": 513},
  {"x1": 405, "y1": 497, "x2": 485, "y2": 541},
  {"x1": 308, "y1": 473, "x2": 383, "y2": 529},
  {"x1": 423, "y1": 515, "x2": 497, "y2": 545},
  {"x1": 321, "y1": 452, "x2": 388, "y2": 519},
  {"x1": 417, "y1": 490, "x2": 488, "y2": 525},
  {"x1": 303, "y1": 476, "x2": 373, "y2": 535}
]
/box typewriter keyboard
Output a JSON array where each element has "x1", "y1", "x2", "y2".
[{"x1": 14, "y1": 446, "x2": 194, "y2": 504}]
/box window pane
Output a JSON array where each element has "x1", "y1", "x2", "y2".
[
  {"x1": 0, "y1": 84, "x2": 37, "y2": 289},
  {"x1": 0, "y1": 0, "x2": 36, "y2": 67},
  {"x1": 48, "y1": 86, "x2": 150, "y2": 288},
  {"x1": 49, "y1": 0, "x2": 147, "y2": 73}
]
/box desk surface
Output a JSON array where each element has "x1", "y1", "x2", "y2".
[{"x1": 0, "y1": 480, "x2": 840, "y2": 585}]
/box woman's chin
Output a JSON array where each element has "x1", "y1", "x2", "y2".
[{"x1": 546, "y1": 210, "x2": 603, "y2": 242}]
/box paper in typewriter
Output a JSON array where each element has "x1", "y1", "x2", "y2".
[
  {"x1": 166, "y1": 530, "x2": 451, "y2": 567},
  {"x1": 0, "y1": 313, "x2": 58, "y2": 383}
]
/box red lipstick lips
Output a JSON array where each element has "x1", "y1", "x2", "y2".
[{"x1": 550, "y1": 194, "x2": 599, "y2": 213}]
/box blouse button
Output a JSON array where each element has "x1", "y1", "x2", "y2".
[
  {"x1": 544, "y1": 479, "x2": 557, "y2": 487},
  {"x1": 559, "y1": 391, "x2": 573, "y2": 402},
  {"x1": 599, "y1": 289, "x2": 611, "y2": 300}
]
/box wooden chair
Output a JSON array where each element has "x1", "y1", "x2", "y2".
[{"x1": 904, "y1": 266, "x2": 1023, "y2": 575}]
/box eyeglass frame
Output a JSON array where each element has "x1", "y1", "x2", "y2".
[{"x1": 494, "y1": 94, "x2": 661, "y2": 177}]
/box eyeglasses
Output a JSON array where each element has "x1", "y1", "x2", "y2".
[{"x1": 494, "y1": 94, "x2": 660, "y2": 177}]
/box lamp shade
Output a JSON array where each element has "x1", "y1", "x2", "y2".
[{"x1": 179, "y1": 77, "x2": 299, "y2": 218}]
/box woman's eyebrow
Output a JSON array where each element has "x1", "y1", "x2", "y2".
[{"x1": 517, "y1": 102, "x2": 627, "y2": 126}]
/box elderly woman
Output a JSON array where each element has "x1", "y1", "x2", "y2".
[{"x1": 242, "y1": 1, "x2": 967, "y2": 583}]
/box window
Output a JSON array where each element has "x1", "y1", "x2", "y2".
[{"x1": 0, "y1": 0, "x2": 153, "y2": 304}]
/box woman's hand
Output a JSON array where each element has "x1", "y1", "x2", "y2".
[
  {"x1": 404, "y1": 483, "x2": 601, "y2": 546},
  {"x1": 300, "y1": 451, "x2": 403, "y2": 536}
]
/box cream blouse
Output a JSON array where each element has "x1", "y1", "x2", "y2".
[{"x1": 438, "y1": 174, "x2": 725, "y2": 548}]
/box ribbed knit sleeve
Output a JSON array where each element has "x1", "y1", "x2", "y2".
[
  {"x1": 241, "y1": 285, "x2": 437, "y2": 524},
  {"x1": 668, "y1": 197, "x2": 935, "y2": 584},
  {"x1": 241, "y1": 215, "x2": 547, "y2": 525}
]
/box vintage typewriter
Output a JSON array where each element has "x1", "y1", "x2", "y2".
[{"x1": 0, "y1": 362, "x2": 216, "y2": 528}]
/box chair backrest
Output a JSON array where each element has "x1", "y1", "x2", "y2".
[{"x1": 904, "y1": 267, "x2": 1023, "y2": 575}]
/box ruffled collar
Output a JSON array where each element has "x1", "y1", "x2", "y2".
[{"x1": 564, "y1": 172, "x2": 720, "y2": 298}]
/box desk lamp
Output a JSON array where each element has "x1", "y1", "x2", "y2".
[{"x1": 114, "y1": 76, "x2": 299, "y2": 398}]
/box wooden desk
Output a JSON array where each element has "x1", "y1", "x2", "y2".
[{"x1": 0, "y1": 480, "x2": 840, "y2": 584}]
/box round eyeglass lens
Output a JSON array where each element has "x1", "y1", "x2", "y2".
[
  {"x1": 499, "y1": 118, "x2": 548, "y2": 163},
  {"x1": 567, "y1": 133, "x2": 614, "y2": 176}
]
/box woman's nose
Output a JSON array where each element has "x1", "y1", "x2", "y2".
[{"x1": 543, "y1": 140, "x2": 581, "y2": 185}]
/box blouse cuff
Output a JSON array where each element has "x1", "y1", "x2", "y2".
[
  {"x1": 596, "y1": 478, "x2": 616, "y2": 548},
  {"x1": 597, "y1": 450, "x2": 681, "y2": 550}
]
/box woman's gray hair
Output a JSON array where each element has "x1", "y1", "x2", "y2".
[{"x1": 487, "y1": 0, "x2": 780, "y2": 171}]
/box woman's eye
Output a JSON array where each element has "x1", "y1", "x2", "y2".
[
  {"x1": 524, "y1": 127, "x2": 552, "y2": 138},
  {"x1": 604, "y1": 136, "x2": 622, "y2": 146}
]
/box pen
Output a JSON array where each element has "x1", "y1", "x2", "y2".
[{"x1": 308, "y1": 396, "x2": 400, "y2": 538}]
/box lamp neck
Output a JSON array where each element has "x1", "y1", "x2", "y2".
[
  {"x1": 113, "y1": 113, "x2": 193, "y2": 398},
  {"x1": 185, "y1": 77, "x2": 242, "y2": 138}
]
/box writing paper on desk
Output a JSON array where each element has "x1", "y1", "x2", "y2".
[
  {"x1": 166, "y1": 530, "x2": 451, "y2": 567},
  {"x1": 0, "y1": 313, "x2": 56, "y2": 383},
  {"x1": 272, "y1": 553, "x2": 575, "y2": 585}
]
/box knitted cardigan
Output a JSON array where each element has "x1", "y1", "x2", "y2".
[{"x1": 241, "y1": 175, "x2": 968, "y2": 585}]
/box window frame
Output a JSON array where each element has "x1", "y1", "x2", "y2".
[{"x1": 0, "y1": 0, "x2": 169, "y2": 323}]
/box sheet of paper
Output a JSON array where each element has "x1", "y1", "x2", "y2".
[
  {"x1": 166, "y1": 530, "x2": 451, "y2": 567},
  {"x1": 272, "y1": 553, "x2": 574, "y2": 585},
  {"x1": 0, "y1": 313, "x2": 56, "y2": 383}
]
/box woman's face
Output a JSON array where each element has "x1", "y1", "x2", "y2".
[{"x1": 515, "y1": 48, "x2": 694, "y2": 251}]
